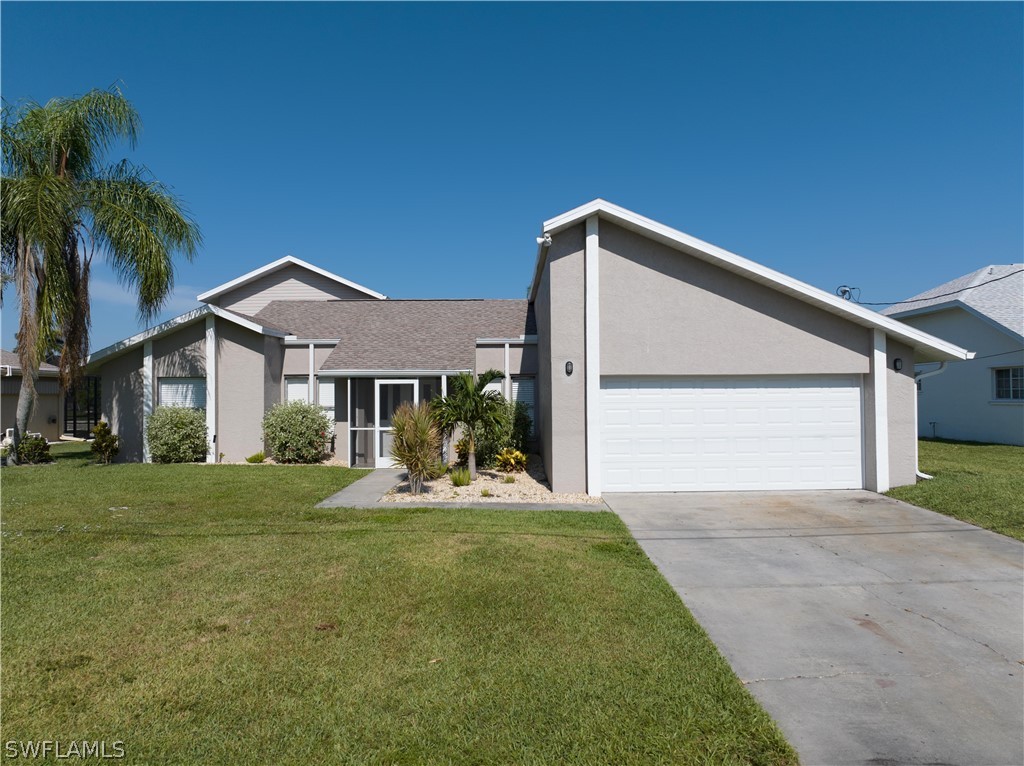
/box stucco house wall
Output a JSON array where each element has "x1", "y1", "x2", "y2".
[
  {"x1": 99, "y1": 348, "x2": 145, "y2": 462},
  {"x1": 896, "y1": 309, "x2": 1023, "y2": 445},
  {"x1": 535, "y1": 223, "x2": 587, "y2": 493},
  {"x1": 598, "y1": 222, "x2": 871, "y2": 375},
  {"x1": 1, "y1": 378, "x2": 63, "y2": 442},
  {"x1": 216, "y1": 320, "x2": 270, "y2": 462}
]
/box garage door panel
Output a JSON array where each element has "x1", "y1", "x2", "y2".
[{"x1": 600, "y1": 375, "x2": 863, "y2": 492}]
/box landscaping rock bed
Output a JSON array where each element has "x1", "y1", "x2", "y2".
[{"x1": 383, "y1": 454, "x2": 603, "y2": 505}]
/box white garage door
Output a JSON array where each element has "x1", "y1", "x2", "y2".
[{"x1": 600, "y1": 375, "x2": 863, "y2": 492}]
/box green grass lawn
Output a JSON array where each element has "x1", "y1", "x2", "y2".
[
  {"x1": 887, "y1": 439, "x2": 1024, "y2": 541},
  {"x1": 1, "y1": 443, "x2": 795, "y2": 765}
]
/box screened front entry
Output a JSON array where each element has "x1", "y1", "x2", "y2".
[{"x1": 348, "y1": 376, "x2": 443, "y2": 468}]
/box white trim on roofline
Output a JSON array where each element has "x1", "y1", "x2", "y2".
[
  {"x1": 196, "y1": 255, "x2": 387, "y2": 303},
  {"x1": 87, "y1": 305, "x2": 288, "y2": 365},
  {"x1": 528, "y1": 199, "x2": 973, "y2": 363},
  {"x1": 476, "y1": 336, "x2": 539, "y2": 344},
  {"x1": 885, "y1": 300, "x2": 1024, "y2": 345},
  {"x1": 283, "y1": 338, "x2": 342, "y2": 346},
  {"x1": 318, "y1": 369, "x2": 471, "y2": 377}
]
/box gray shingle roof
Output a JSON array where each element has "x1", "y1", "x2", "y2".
[
  {"x1": 1, "y1": 349, "x2": 59, "y2": 374},
  {"x1": 255, "y1": 299, "x2": 535, "y2": 371},
  {"x1": 881, "y1": 265, "x2": 1024, "y2": 339}
]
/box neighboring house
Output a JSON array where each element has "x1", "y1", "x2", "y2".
[
  {"x1": 880, "y1": 265, "x2": 1024, "y2": 446},
  {"x1": 87, "y1": 200, "x2": 972, "y2": 494},
  {"x1": 1, "y1": 350, "x2": 65, "y2": 442}
]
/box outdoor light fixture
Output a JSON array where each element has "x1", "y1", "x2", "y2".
[
  {"x1": 565, "y1": 361, "x2": 574, "y2": 376},
  {"x1": 894, "y1": 358, "x2": 903, "y2": 371}
]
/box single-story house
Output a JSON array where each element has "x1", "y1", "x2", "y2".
[
  {"x1": 1, "y1": 349, "x2": 67, "y2": 442},
  {"x1": 87, "y1": 200, "x2": 972, "y2": 494},
  {"x1": 880, "y1": 265, "x2": 1023, "y2": 445}
]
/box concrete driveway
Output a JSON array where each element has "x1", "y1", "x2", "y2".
[{"x1": 606, "y1": 491, "x2": 1024, "y2": 766}]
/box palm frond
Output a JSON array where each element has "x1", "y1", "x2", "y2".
[{"x1": 86, "y1": 160, "x2": 201, "y2": 321}]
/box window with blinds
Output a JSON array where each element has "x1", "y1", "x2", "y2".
[
  {"x1": 318, "y1": 378, "x2": 336, "y2": 436},
  {"x1": 158, "y1": 378, "x2": 206, "y2": 409},
  {"x1": 285, "y1": 377, "x2": 309, "y2": 403},
  {"x1": 512, "y1": 377, "x2": 535, "y2": 436}
]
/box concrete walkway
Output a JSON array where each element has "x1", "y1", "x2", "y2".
[
  {"x1": 316, "y1": 469, "x2": 405, "y2": 508},
  {"x1": 316, "y1": 469, "x2": 608, "y2": 511},
  {"x1": 606, "y1": 490, "x2": 1024, "y2": 766}
]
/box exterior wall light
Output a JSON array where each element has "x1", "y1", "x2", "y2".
[
  {"x1": 565, "y1": 361, "x2": 574, "y2": 376},
  {"x1": 893, "y1": 358, "x2": 903, "y2": 371}
]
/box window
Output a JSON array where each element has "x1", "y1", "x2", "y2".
[
  {"x1": 158, "y1": 377, "x2": 206, "y2": 409},
  {"x1": 512, "y1": 376, "x2": 536, "y2": 436},
  {"x1": 318, "y1": 378, "x2": 336, "y2": 436},
  {"x1": 285, "y1": 377, "x2": 309, "y2": 403},
  {"x1": 993, "y1": 367, "x2": 1024, "y2": 401}
]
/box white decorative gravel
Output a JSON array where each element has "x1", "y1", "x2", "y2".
[{"x1": 382, "y1": 455, "x2": 602, "y2": 505}]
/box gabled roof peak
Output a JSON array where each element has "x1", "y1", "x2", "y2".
[{"x1": 196, "y1": 255, "x2": 387, "y2": 303}]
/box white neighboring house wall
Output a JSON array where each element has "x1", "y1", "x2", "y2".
[{"x1": 898, "y1": 308, "x2": 1024, "y2": 445}]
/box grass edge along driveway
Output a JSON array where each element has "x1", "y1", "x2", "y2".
[
  {"x1": 887, "y1": 438, "x2": 1024, "y2": 542},
  {"x1": 2, "y1": 443, "x2": 796, "y2": 765}
]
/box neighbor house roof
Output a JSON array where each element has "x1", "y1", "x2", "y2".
[
  {"x1": 1, "y1": 349, "x2": 59, "y2": 376},
  {"x1": 197, "y1": 255, "x2": 387, "y2": 303},
  {"x1": 87, "y1": 305, "x2": 289, "y2": 366},
  {"x1": 880, "y1": 265, "x2": 1024, "y2": 343},
  {"x1": 529, "y1": 199, "x2": 974, "y2": 363},
  {"x1": 255, "y1": 299, "x2": 535, "y2": 372}
]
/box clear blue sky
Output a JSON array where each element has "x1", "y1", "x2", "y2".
[{"x1": 2, "y1": 2, "x2": 1021, "y2": 352}]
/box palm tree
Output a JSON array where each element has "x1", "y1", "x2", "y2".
[
  {"x1": 431, "y1": 369, "x2": 508, "y2": 481},
  {"x1": 1, "y1": 87, "x2": 200, "y2": 459}
]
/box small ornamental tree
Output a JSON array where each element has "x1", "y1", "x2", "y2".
[
  {"x1": 389, "y1": 401, "x2": 443, "y2": 494},
  {"x1": 90, "y1": 421, "x2": 120, "y2": 464},
  {"x1": 146, "y1": 406, "x2": 208, "y2": 463},
  {"x1": 262, "y1": 401, "x2": 331, "y2": 464},
  {"x1": 431, "y1": 370, "x2": 508, "y2": 481}
]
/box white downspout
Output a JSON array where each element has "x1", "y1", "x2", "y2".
[{"x1": 913, "y1": 362, "x2": 948, "y2": 480}]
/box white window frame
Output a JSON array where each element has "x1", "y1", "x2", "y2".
[
  {"x1": 157, "y1": 377, "x2": 207, "y2": 410},
  {"x1": 992, "y1": 366, "x2": 1024, "y2": 402}
]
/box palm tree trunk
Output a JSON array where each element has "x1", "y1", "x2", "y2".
[
  {"x1": 468, "y1": 450, "x2": 477, "y2": 481},
  {"x1": 9, "y1": 372, "x2": 37, "y2": 465}
]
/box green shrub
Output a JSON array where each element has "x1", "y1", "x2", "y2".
[
  {"x1": 452, "y1": 400, "x2": 532, "y2": 469},
  {"x1": 245, "y1": 451, "x2": 265, "y2": 464},
  {"x1": 15, "y1": 435, "x2": 51, "y2": 464},
  {"x1": 495, "y1": 448, "x2": 527, "y2": 473},
  {"x1": 262, "y1": 401, "x2": 331, "y2": 464},
  {"x1": 450, "y1": 467, "x2": 471, "y2": 487},
  {"x1": 147, "y1": 406, "x2": 208, "y2": 463},
  {"x1": 389, "y1": 402, "x2": 442, "y2": 494},
  {"x1": 90, "y1": 421, "x2": 120, "y2": 464},
  {"x1": 503, "y1": 474, "x2": 516, "y2": 484},
  {"x1": 481, "y1": 488, "x2": 491, "y2": 497}
]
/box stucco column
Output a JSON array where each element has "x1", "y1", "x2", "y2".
[
  {"x1": 869, "y1": 329, "x2": 890, "y2": 492},
  {"x1": 205, "y1": 316, "x2": 217, "y2": 463}
]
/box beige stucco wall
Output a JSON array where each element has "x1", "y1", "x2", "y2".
[
  {"x1": 896, "y1": 309, "x2": 1023, "y2": 446},
  {"x1": 214, "y1": 263, "x2": 377, "y2": 315},
  {"x1": 215, "y1": 319, "x2": 268, "y2": 462},
  {"x1": 534, "y1": 261, "x2": 553, "y2": 484},
  {"x1": 282, "y1": 345, "x2": 334, "y2": 377},
  {"x1": 598, "y1": 222, "x2": 871, "y2": 375},
  {"x1": 538, "y1": 224, "x2": 588, "y2": 493},
  {"x1": 99, "y1": 348, "x2": 145, "y2": 462},
  {"x1": 887, "y1": 340, "x2": 918, "y2": 487},
  {"x1": 1, "y1": 378, "x2": 63, "y2": 442},
  {"x1": 473, "y1": 344, "x2": 539, "y2": 378},
  {"x1": 153, "y1": 322, "x2": 205, "y2": 380}
]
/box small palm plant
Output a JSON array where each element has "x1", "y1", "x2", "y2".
[
  {"x1": 431, "y1": 369, "x2": 508, "y2": 481},
  {"x1": 389, "y1": 401, "x2": 443, "y2": 494}
]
